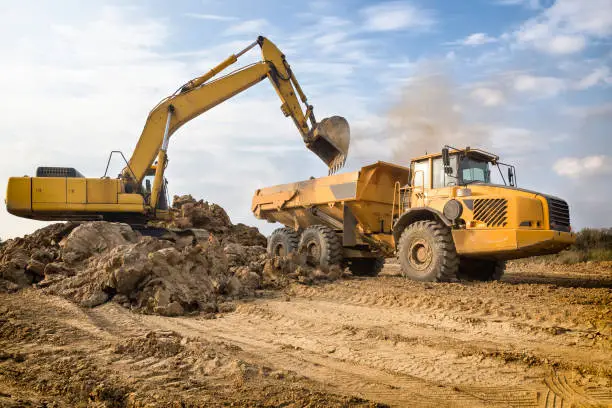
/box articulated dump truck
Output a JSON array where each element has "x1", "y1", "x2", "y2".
[{"x1": 252, "y1": 147, "x2": 576, "y2": 282}]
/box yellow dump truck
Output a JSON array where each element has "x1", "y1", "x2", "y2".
[{"x1": 252, "y1": 146, "x2": 575, "y2": 281}]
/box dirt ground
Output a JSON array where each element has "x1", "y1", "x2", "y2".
[{"x1": 1, "y1": 260, "x2": 611, "y2": 407}]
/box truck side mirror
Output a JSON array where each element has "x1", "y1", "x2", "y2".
[
  {"x1": 442, "y1": 147, "x2": 450, "y2": 166},
  {"x1": 508, "y1": 167, "x2": 514, "y2": 187},
  {"x1": 442, "y1": 147, "x2": 453, "y2": 175}
]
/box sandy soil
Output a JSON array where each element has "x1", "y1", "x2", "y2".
[{"x1": 1, "y1": 261, "x2": 611, "y2": 407}]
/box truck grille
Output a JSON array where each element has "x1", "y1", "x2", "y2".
[
  {"x1": 473, "y1": 198, "x2": 508, "y2": 227},
  {"x1": 547, "y1": 197, "x2": 570, "y2": 232}
]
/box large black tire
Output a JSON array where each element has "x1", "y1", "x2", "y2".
[
  {"x1": 267, "y1": 227, "x2": 300, "y2": 256},
  {"x1": 298, "y1": 225, "x2": 342, "y2": 269},
  {"x1": 397, "y1": 220, "x2": 459, "y2": 282},
  {"x1": 457, "y1": 258, "x2": 506, "y2": 281},
  {"x1": 346, "y1": 257, "x2": 385, "y2": 277}
]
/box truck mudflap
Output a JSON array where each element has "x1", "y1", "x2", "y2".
[{"x1": 452, "y1": 229, "x2": 576, "y2": 260}]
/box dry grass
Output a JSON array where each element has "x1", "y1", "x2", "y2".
[{"x1": 515, "y1": 228, "x2": 612, "y2": 265}]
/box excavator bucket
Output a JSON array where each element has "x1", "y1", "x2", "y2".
[{"x1": 309, "y1": 116, "x2": 350, "y2": 174}]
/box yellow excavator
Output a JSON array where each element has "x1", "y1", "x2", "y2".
[{"x1": 5, "y1": 36, "x2": 350, "y2": 226}]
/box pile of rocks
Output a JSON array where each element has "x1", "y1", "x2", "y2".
[{"x1": 0, "y1": 197, "x2": 348, "y2": 316}]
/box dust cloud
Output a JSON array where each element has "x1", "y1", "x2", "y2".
[
  {"x1": 349, "y1": 62, "x2": 492, "y2": 167},
  {"x1": 387, "y1": 63, "x2": 490, "y2": 165}
]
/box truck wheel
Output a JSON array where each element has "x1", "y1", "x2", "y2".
[
  {"x1": 268, "y1": 227, "x2": 299, "y2": 256},
  {"x1": 458, "y1": 258, "x2": 506, "y2": 281},
  {"x1": 346, "y1": 257, "x2": 385, "y2": 277},
  {"x1": 397, "y1": 220, "x2": 458, "y2": 282},
  {"x1": 298, "y1": 225, "x2": 342, "y2": 269}
]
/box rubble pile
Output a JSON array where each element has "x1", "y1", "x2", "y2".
[
  {"x1": 0, "y1": 222, "x2": 78, "y2": 292},
  {"x1": 0, "y1": 196, "x2": 348, "y2": 315},
  {"x1": 155, "y1": 194, "x2": 267, "y2": 247}
]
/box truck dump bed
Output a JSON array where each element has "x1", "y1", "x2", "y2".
[{"x1": 252, "y1": 162, "x2": 410, "y2": 247}]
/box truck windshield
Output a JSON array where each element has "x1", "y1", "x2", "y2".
[{"x1": 460, "y1": 157, "x2": 491, "y2": 184}]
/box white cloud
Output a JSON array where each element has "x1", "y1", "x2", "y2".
[
  {"x1": 573, "y1": 66, "x2": 612, "y2": 90},
  {"x1": 496, "y1": 0, "x2": 542, "y2": 9},
  {"x1": 564, "y1": 102, "x2": 612, "y2": 118},
  {"x1": 554, "y1": 155, "x2": 612, "y2": 178},
  {"x1": 513, "y1": 0, "x2": 612, "y2": 54},
  {"x1": 490, "y1": 127, "x2": 541, "y2": 155},
  {"x1": 184, "y1": 13, "x2": 238, "y2": 21},
  {"x1": 546, "y1": 35, "x2": 587, "y2": 54},
  {"x1": 513, "y1": 74, "x2": 566, "y2": 97},
  {"x1": 314, "y1": 32, "x2": 348, "y2": 47},
  {"x1": 223, "y1": 19, "x2": 269, "y2": 36},
  {"x1": 459, "y1": 32, "x2": 497, "y2": 46},
  {"x1": 470, "y1": 87, "x2": 506, "y2": 106},
  {"x1": 361, "y1": 1, "x2": 435, "y2": 32}
]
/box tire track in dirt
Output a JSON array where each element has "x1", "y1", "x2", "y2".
[
  {"x1": 542, "y1": 374, "x2": 612, "y2": 407},
  {"x1": 287, "y1": 284, "x2": 610, "y2": 373},
  {"x1": 88, "y1": 304, "x2": 540, "y2": 406},
  {"x1": 136, "y1": 314, "x2": 493, "y2": 407},
  {"x1": 68, "y1": 273, "x2": 610, "y2": 408},
  {"x1": 6, "y1": 264, "x2": 610, "y2": 408},
  {"x1": 292, "y1": 278, "x2": 610, "y2": 347},
  {"x1": 73, "y1": 302, "x2": 480, "y2": 406}
]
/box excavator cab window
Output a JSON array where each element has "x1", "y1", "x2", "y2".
[{"x1": 142, "y1": 175, "x2": 167, "y2": 210}]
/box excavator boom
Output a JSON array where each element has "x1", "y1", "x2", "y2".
[{"x1": 125, "y1": 36, "x2": 348, "y2": 188}]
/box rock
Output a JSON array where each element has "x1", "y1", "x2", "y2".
[
  {"x1": 156, "y1": 301, "x2": 184, "y2": 317},
  {"x1": 60, "y1": 222, "x2": 140, "y2": 263},
  {"x1": 0, "y1": 263, "x2": 31, "y2": 287},
  {"x1": 1, "y1": 194, "x2": 345, "y2": 314},
  {"x1": 113, "y1": 294, "x2": 129, "y2": 304},
  {"x1": 26, "y1": 259, "x2": 46, "y2": 277},
  {"x1": 228, "y1": 224, "x2": 267, "y2": 247},
  {"x1": 44, "y1": 262, "x2": 75, "y2": 277},
  {"x1": 80, "y1": 291, "x2": 109, "y2": 308},
  {"x1": 201, "y1": 302, "x2": 217, "y2": 313},
  {"x1": 235, "y1": 268, "x2": 262, "y2": 290},
  {"x1": 0, "y1": 279, "x2": 21, "y2": 293},
  {"x1": 226, "y1": 276, "x2": 242, "y2": 296},
  {"x1": 31, "y1": 249, "x2": 54, "y2": 263},
  {"x1": 218, "y1": 302, "x2": 236, "y2": 313}
]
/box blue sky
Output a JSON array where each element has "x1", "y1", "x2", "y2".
[{"x1": 0, "y1": 0, "x2": 611, "y2": 238}]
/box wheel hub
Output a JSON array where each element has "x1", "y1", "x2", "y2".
[
  {"x1": 274, "y1": 243, "x2": 286, "y2": 257},
  {"x1": 303, "y1": 240, "x2": 321, "y2": 266},
  {"x1": 409, "y1": 238, "x2": 432, "y2": 271}
]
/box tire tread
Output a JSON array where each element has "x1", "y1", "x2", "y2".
[
  {"x1": 398, "y1": 220, "x2": 459, "y2": 282},
  {"x1": 298, "y1": 224, "x2": 342, "y2": 268}
]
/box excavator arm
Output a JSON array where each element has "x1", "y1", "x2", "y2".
[{"x1": 123, "y1": 36, "x2": 350, "y2": 211}]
